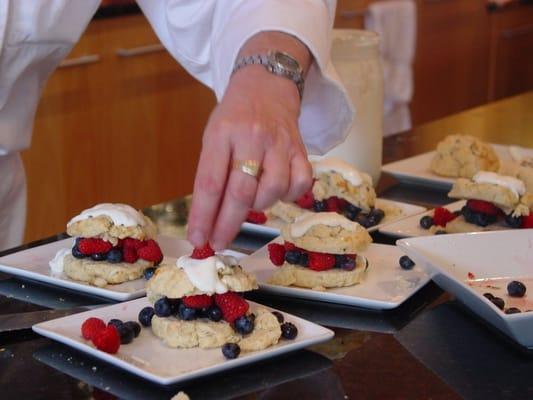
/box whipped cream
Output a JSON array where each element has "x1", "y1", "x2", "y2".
[
  {"x1": 176, "y1": 255, "x2": 229, "y2": 294},
  {"x1": 67, "y1": 203, "x2": 145, "y2": 227},
  {"x1": 473, "y1": 171, "x2": 526, "y2": 198},
  {"x1": 312, "y1": 158, "x2": 372, "y2": 187},
  {"x1": 290, "y1": 212, "x2": 363, "y2": 237},
  {"x1": 49, "y1": 248, "x2": 71, "y2": 275}
]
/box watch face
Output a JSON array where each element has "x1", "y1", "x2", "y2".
[{"x1": 274, "y1": 52, "x2": 300, "y2": 71}]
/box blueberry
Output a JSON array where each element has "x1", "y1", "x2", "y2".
[
  {"x1": 491, "y1": 297, "x2": 505, "y2": 310},
  {"x1": 335, "y1": 255, "x2": 356, "y2": 271},
  {"x1": 71, "y1": 246, "x2": 85, "y2": 259},
  {"x1": 419, "y1": 216, "x2": 434, "y2": 230},
  {"x1": 507, "y1": 281, "x2": 527, "y2": 297},
  {"x1": 505, "y1": 307, "x2": 522, "y2": 315},
  {"x1": 280, "y1": 322, "x2": 298, "y2": 340},
  {"x1": 168, "y1": 298, "x2": 181, "y2": 313},
  {"x1": 222, "y1": 343, "x2": 240, "y2": 359},
  {"x1": 505, "y1": 214, "x2": 523, "y2": 229},
  {"x1": 299, "y1": 252, "x2": 309, "y2": 267},
  {"x1": 106, "y1": 248, "x2": 123, "y2": 263},
  {"x1": 107, "y1": 319, "x2": 123, "y2": 329},
  {"x1": 370, "y1": 208, "x2": 385, "y2": 223},
  {"x1": 356, "y1": 215, "x2": 372, "y2": 228},
  {"x1": 483, "y1": 293, "x2": 495, "y2": 300},
  {"x1": 197, "y1": 307, "x2": 209, "y2": 319},
  {"x1": 434, "y1": 230, "x2": 447, "y2": 235},
  {"x1": 116, "y1": 324, "x2": 135, "y2": 344},
  {"x1": 75, "y1": 237, "x2": 83, "y2": 247},
  {"x1": 312, "y1": 200, "x2": 327, "y2": 212},
  {"x1": 285, "y1": 250, "x2": 302, "y2": 265},
  {"x1": 399, "y1": 255, "x2": 415, "y2": 270},
  {"x1": 178, "y1": 303, "x2": 197, "y2": 321},
  {"x1": 154, "y1": 297, "x2": 173, "y2": 317},
  {"x1": 344, "y1": 204, "x2": 361, "y2": 221},
  {"x1": 207, "y1": 306, "x2": 223, "y2": 322},
  {"x1": 467, "y1": 211, "x2": 490, "y2": 227},
  {"x1": 138, "y1": 306, "x2": 155, "y2": 327},
  {"x1": 124, "y1": 321, "x2": 141, "y2": 337},
  {"x1": 271, "y1": 311, "x2": 284, "y2": 324},
  {"x1": 461, "y1": 205, "x2": 472, "y2": 219},
  {"x1": 91, "y1": 252, "x2": 108, "y2": 261},
  {"x1": 143, "y1": 267, "x2": 156, "y2": 280},
  {"x1": 234, "y1": 315, "x2": 255, "y2": 335}
]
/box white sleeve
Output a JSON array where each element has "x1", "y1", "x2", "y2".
[{"x1": 137, "y1": 0, "x2": 353, "y2": 155}]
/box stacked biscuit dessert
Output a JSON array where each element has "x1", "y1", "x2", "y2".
[
  {"x1": 50, "y1": 203, "x2": 163, "y2": 287},
  {"x1": 271, "y1": 157, "x2": 396, "y2": 228},
  {"x1": 267, "y1": 212, "x2": 372, "y2": 291}
]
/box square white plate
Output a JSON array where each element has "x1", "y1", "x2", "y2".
[
  {"x1": 241, "y1": 198, "x2": 426, "y2": 237},
  {"x1": 397, "y1": 230, "x2": 533, "y2": 348},
  {"x1": 0, "y1": 235, "x2": 196, "y2": 301},
  {"x1": 239, "y1": 239, "x2": 431, "y2": 310},
  {"x1": 32, "y1": 297, "x2": 334, "y2": 385},
  {"x1": 379, "y1": 200, "x2": 515, "y2": 238},
  {"x1": 381, "y1": 144, "x2": 532, "y2": 190}
]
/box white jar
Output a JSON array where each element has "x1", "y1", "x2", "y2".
[{"x1": 322, "y1": 29, "x2": 384, "y2": 185}]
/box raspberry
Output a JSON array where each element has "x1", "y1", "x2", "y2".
[
  {"x1": 191, "y1": 243, "x2": 215, "y2": 259},
  {"x1": 466, "y1": 199, "x2": 500, "y2": 216},
  {"x1": 214, "y1": 292, "x2": 249, "y2": 323},
  {"x1": 123, "y1": 246, "x2": 139, "y2": 263},
  {"x1": 295, "y1": 189, "x2": 314, "y2": 209},
  {"x1": 122, "y1": 238, "x2": 145, "y2": 251},
  {"x1": 78, "y1": 238, "x2": 113, "y2": 255},
  {"x1": 92, "y1": 325, "x2": 120, "y2": 354},
  {"x1": 137, "y1": 239, "x2": 163, "y2": 262},
  {"x1": 325, "y1": 196, "x2": 347, "y2": 212},
  {"x1": 81, "y1": 317, "x2": 106, "y2": 340},
  {"x1": 267, "y1": 243, "x2": 285, "y2": 266},
  {"x1": 433, "y1": 207, "x2": 457, "y2": 227},
  {"x1": 182, "y1": 294, "x2": 214, "y2": 309},
  {"x1": 521, "y1": 214, "x2": 533, "y2": 229},
  {"x1": 246, "y1": 210, "x2": 267, "y2": 224},
  {"x1": 308, "y1": 251, "x2": 336, "y2": 271},
  {"x1": 284, "y1": 241, "x2": 297, "y2": 251}
]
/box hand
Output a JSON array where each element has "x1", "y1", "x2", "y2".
[{"x1": 187, "y1": 64, "x2": 313, "y2": 250}]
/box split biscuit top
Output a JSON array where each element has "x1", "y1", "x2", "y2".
[
  {"x1": 281, "y1": 212, "x2": 372, "y2": 255},
  {"x1": 147, "y1": 254, "x2": 258, "y2": 302},
  {"x1": 66, "y1": 203, "x2": 156, "y2": 244},
  {"x1": 430, "y1": 134, "x2": 500, "y2": 178}
]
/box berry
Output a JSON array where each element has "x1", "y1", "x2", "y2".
[
  {"x1": 137, "y1": 240, "x2": 163, "y2": 263},
  {"x1": 521, "y1": 214, "x2": 533, "y2": 229},
  {"x1": 246, "y1": 210, "x2": 267, "y2": 224},
  {"x1": 344, "y1": 204, "x2": 361, "y2": 221},
  {"x1": 505, "y1": 213, "x2": 523, "y2": 229},
  {"x1": 123, "y1": 247, "x2": 139, "y2": 263},
  {"x1": 267, "y1": 243, "x2": 286, "y2": 266},
  {"x1": 169, "y1": 298, "x2": 181, "y2": 314},
  {"x1": 299, "y1": 252, "x2": 309, "y2": 267},
  {"x1": 466, "y1": 199, "x2": 500, "y2": 216},
  {"x1": 107, "y1": 319, "x2": 123, "y2": 329},
  {"x1": 368, "y1": 208, "x2": 385, "y2": 224},
  {"x1": 505, "y1": 307, "x2": 522, "y2": 314},
  {"x1": 138, "y1": 306, "x2": 155, "y2": 327},
  {"x1": 72, "y1": 245, "x2": 85, "y2": 259},
  {"x1": 93, "y1": 326, "x2": 120, "y2": 354},
  {"x1": 182, "y1": 294, "x2": 213, "y2": 309},
  {"x1": 295, "y1": 189, "x2": 314, "y2": 209},
  {"x1": 124, "y1": 321, "x2": 141, "y2": 337},
  {"x1": 78, "y1": 238, "x2": 113, "y2": 256},
  {"x1": 507, "y1": 281, "x2": 526, "y2": 297},
  {"x1": 207, "y1": 306, "x2": 223, "y2": 322},
  {"x1": 234, "y1": 315, "x2": 255, "y2": 335},
  {"x1": 154, "y1": 297, "x2": 173, "y2": 317},
  {"x1": 284, "y1": 241, "x2": 297, "y2": 251},
  {"x1": 325, "y1": 196, "x2": 342, "y2": 212},
  {"x1": 221, "y1": 343, "x2": 240, "y2": 359},
  {"x1": 178, "y1": 303, "x2": 197, "y2": 321},
  {"x1": 335, "y1": 254, "x2": 356, "y2": 271},
  {"x1": 143, "y1": 267, "x2": 156, "y2": 280},
  {"x1": 191, "y1": 243, "x2": 215, "y2": 259},
  {"x1": 214, "y1": 292, "x2": 249, "y2": 323},
  {"x1": 312, "y1": 200, "x2": 327, "y2": 212},
  {"x1": 116, "y1": 324, "x2": 134, "y2": 344},
  {"x1": 433, "y1": 207, "x2": 457, "y2": 227},
  {"x1": 419, "y1": 216, "x2": 434, "y2": 230},
  {"x1": 483, "y1": 293, "x2": 495, "y2": 300},
  {"x1": 399, "y1": 255, "x2": 415, "y2": 270},
  {"x1": 308, "y1": 252, "x2": 336, "y2": 271},
  {"x1": 272, "y1": 311, "x2": 284, "y2": 323},
  {"x1": 106, "y1": 248, "x2": 123, "y2": 263},
  {"x1": 91, "y1": 252, "x2": 108, "y2": 261},
  {"x1": 122, "y1": 238, "x2": 145, "y2": 251},
  {"x1": 285, "y1": 250, "x2": 302, "y2": 265},
  {"x1": 280, "y1": 322, "x2": 298, "y2": 340},
  {"x1": 491, "y1": 297, "x2": 505, "y2": 310},
  {"x1": 356, "y1": 214, "x2": 371, "y2": 228},
  {"x1": 81, "y1": 317, "x2": 106, "y2": 341}
]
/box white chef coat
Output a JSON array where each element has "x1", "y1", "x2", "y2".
[{"x1": 0, "y1": 0, "x2": 353, "y2": 250}]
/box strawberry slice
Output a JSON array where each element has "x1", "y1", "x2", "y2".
[
  {"x1": 466, "y1": 199, "x2": 500, "y2": 216},
  {"x1": 433, "y1": 207, "x2": 458, "y2": 227},
  {"x1": 295, "y1": 189, "x2": 314, "y2": 209},
  {"x1": 308, "y1": 251, "x2": 336, "y2": 271}
]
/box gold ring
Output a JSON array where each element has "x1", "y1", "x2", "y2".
[{"x1": 232, "y1": 159, "x2": 262, "y2": 178}]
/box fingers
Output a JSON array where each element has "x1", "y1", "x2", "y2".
[
  {"x1": 282, "y1": 151, "x2": 313, "y2": 203},
  {"x1": 252, "y1": 144, "x2": 290, "y2": 211}
]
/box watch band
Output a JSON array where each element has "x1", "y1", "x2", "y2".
[{"x1": 232, "y1": 51, "x2": 304, "y2": 99}]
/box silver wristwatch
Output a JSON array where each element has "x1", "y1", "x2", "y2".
[{"x1": 232, "y1": 51, "x2": 305, "y2": 99}]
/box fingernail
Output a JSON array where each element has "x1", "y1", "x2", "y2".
[{"x1": 188, "y1": 230, "x2": 205, "y2": 247}]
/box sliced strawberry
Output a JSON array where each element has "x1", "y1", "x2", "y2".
[
  {"x1": 214, "y1": 292, "x2": 249, "y2": 323},
  {"x1": 325, "y1": 197, "x2": 342, "y2": 212},
  {"x1": 466, "y1": 199, "x2": 500, "y2": 216},
  {"x1": 433, "y1": 207, "x2": 458, "y2": 227},
  {"x1": 78, "y1": 238, "x2": 113, "y2": 255},
  {"x1": 267, "y1": 243, "x2": 285, "y2": 266},
  {"x1": 246, "y1": 210, "x2": 267, "y2": 224},
  {"x1": 191, "y1": 243, "x2": 215, "y2": 259},
  {"x1": 182, "y1": 294, "x2": 214, "y2": 309},
  {"x1": 521, "y1": 214, "x2": 533, "y2": 229},
  {"x1": 308, "y1": 251, "x2": 336, "y2": 271},
  {"x1": 295, "y1": 189, "x2": 314, "y2": 209}
]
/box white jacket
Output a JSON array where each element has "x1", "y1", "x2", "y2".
[{"x1": 0, "y1": 0, "x2": 352, "y2": 156}]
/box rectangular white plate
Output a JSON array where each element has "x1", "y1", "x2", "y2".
[
  {"x1": 397, "y1": 230, "x2": 533, "y2": 348},
  {"x1": 379, "y1": 200, "x2": 515, "y2": 238},
  {"x1": 241, "y1": 198, "x2": 426, "y2": 237},
  {"x1": 0, "y1": 235, "x2": 195, "y2": 301},
  {"x1": 32, "y1": 298, "x2": 334, "y2": 385},
  {"x1": 240, "y1": 239, "x2": 431, "y2": 310},
  {"x1": 381, "y1": 144, "x2": 532, "y2": 190}
]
